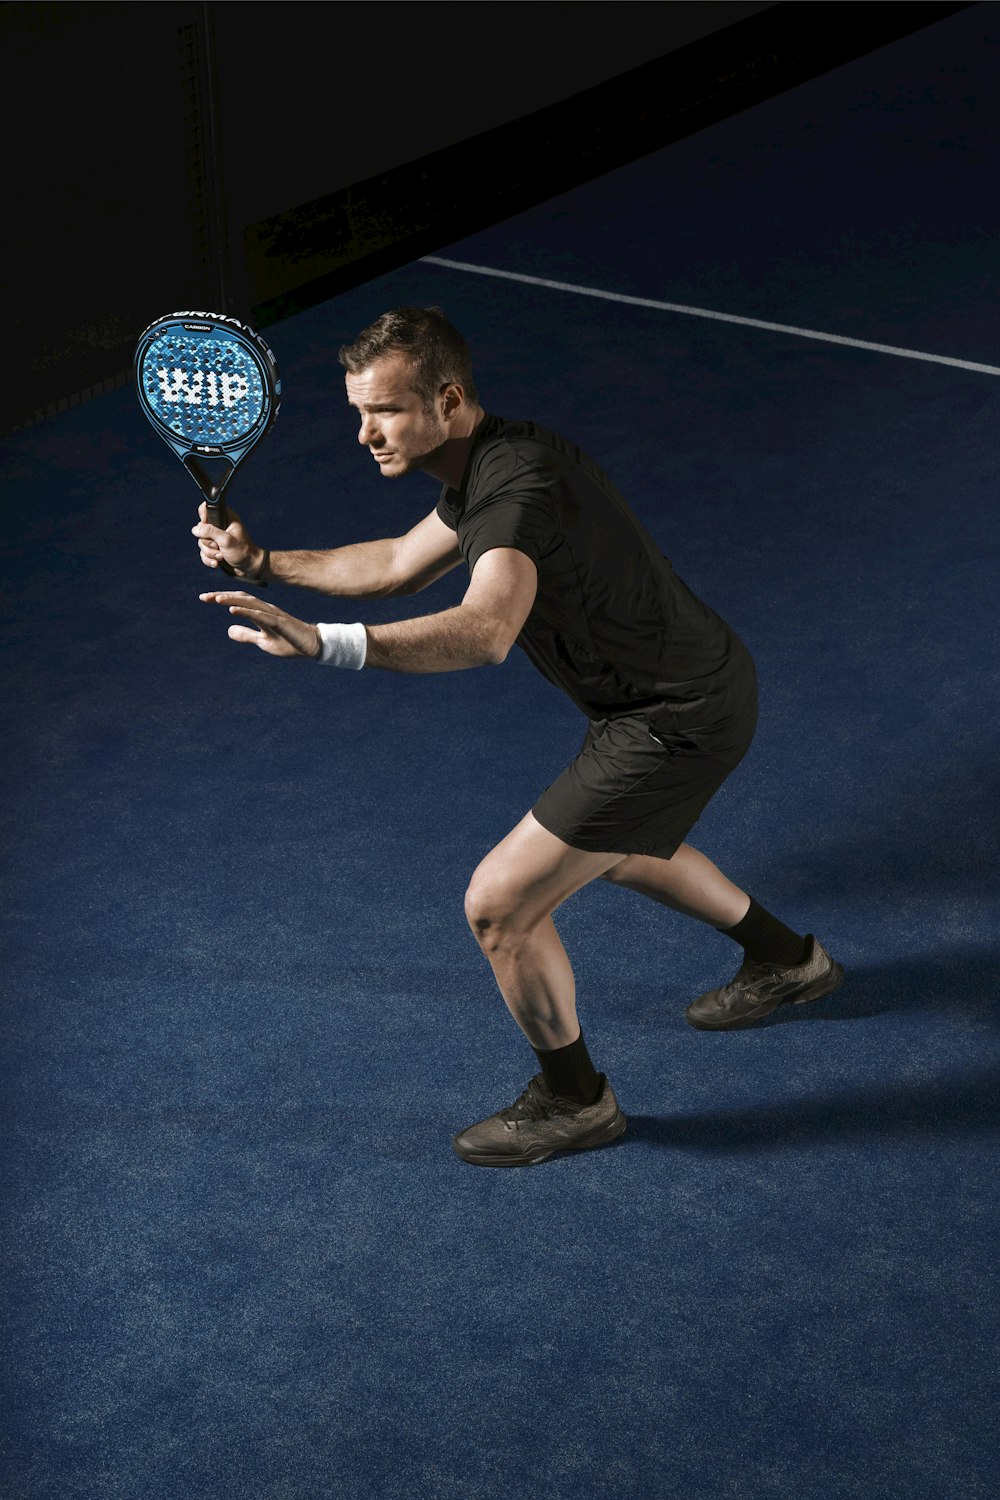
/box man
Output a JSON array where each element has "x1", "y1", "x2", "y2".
[{"x1": 195, "y1": 306, "x2": 843, "y2": 1168}]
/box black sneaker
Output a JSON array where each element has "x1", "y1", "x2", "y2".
[
  {"x1": 685, "y1": 935, "x2": 844, "y2": 1030},
  {"x1": 452, "y1": 1074, "x2": 626, "y2": 1167}
]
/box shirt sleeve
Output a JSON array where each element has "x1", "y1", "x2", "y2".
[
  {"x1": 436, "y1": 486, "x2": 459, "y2": 530},
  {"x1": 461, "y1": 443, "x2": 557, "y2": 574}
]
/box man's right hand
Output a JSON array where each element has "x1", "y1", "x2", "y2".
[{"x1": 192, "y1": 502, "x2": 267, "y2": 580}]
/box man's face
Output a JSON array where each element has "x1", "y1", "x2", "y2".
[{"x1": 345, "y1": 353, "x2": 448, "y2": 478}]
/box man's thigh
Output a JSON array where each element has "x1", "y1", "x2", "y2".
[{"x1": 467, "y1": 812, "x2": 627, "y2": 928}]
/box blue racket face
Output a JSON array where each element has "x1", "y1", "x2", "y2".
[{"x1": 135, "y1": 313, "x2": 280, "y2": 464}]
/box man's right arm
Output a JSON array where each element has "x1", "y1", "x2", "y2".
[{"x1": 193, "y1": 504, "x2": 463, "y2": 600}]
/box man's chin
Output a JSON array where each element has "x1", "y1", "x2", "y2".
[
  {"x1": 373, "y1": 454, "x2": 407, "y2": 477},
  {"x1": 373, "y1": 438, "x2": 446, "y2": 478}
]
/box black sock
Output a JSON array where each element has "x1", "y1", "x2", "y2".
[
  {"x1": 723, "y1": 898, "x2": 810, "y2": 967},
  {"x1": 532, "y1": 1030, "x2": 602, "y2": 1105}
]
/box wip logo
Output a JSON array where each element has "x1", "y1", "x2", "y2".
[{"x1": 156, "y1": 368, "x2": 249, "y2": 408}]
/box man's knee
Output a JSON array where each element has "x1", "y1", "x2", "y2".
[
  {"x1": 464, "y1": 868, "x2": 525, "y2": 949},
  {"x1": 464, "y1": 871, "x2": 504, "y2": 938}
]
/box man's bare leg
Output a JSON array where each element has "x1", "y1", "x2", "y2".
[
  {"x1": 464, "y1": 829, "x2": 753, "y2": 1045},
  {"x1": 464, "y1": 811, "x2": 626, "y2": 1049},
  {"x1": 599, "y1": 843, "x2": 751, "y2": 929},
  {"x1": 599, "y1": 843, "x2": 843, "y2": 1031},
  {"x1": 456, "y1": 811, "x2": 628, "y2": 1166}
]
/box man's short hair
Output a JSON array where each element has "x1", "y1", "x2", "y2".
[{"x1": 338, "y1": 306, "x2": 478, "y2": 408}]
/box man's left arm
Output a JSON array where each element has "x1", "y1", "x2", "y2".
[
  {"x1": 201, "y1": 547, "x2": 537, "y2": 672},
  {"x1": 363, "y1": 547, "x2": 537, "y2": 672}
]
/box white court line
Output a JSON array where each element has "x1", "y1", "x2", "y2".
[{"x1": 423, "y1": 255, "x2": 1000, "y2": 377}]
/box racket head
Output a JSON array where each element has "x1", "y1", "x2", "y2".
[{"x1": 134, "y1": 311, "x2": 281, "y2": 493}]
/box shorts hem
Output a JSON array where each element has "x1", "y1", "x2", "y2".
[{"x1": 530, "y1": 803, "x2": 686, "y2": 862}]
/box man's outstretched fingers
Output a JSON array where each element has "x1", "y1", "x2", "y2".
[
  {"x1": 227, "y1": 624, "x2": 269, "y2": 644},
  {"x1": 200, "y1": 590, "x2": 320, "y2": 658}
]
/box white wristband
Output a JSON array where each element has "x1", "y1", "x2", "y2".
[{"x1": 315, "y1": 621, "x2": 368, "y2": 670}]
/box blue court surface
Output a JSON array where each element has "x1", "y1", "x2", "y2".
[{"x1": 2, "y1": 9, "x2": 998, "y2": 1499}]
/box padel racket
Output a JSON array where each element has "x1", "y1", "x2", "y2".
[{"x1": 134, "y1": 310, "x2": 281, "y2": 582}]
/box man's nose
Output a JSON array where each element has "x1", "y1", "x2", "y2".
[{"x1": 358, "y1": 414, "x2": 380, "y2": 446}]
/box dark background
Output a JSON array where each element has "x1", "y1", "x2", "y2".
[
  {"x1": 2, "y1": 0, "x2": 968, "y2": 432},
  {"x1": 3, "y1": 8, "x2": 998, "y2": 1498}
]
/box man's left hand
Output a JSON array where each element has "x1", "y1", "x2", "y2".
[{"x1": 199, "y1": 591, "x2": 321, "y2": 659}]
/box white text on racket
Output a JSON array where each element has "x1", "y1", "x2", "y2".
[{"x1": 156, "y1": 368, "x2": 249, "y2": 408}]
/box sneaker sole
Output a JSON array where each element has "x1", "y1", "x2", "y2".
[
  {"x1": 686, "y1": 960, "x2": 845, "y2": 1031},
  {"x1": 452, "y1": 1108, "x2": 627, "y2": 1168}
]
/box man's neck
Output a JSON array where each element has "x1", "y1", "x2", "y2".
[{"x1": 420, "y1": 407, "x2": 486, "y2": 489}]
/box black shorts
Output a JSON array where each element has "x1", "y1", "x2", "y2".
[{"x1": 531, "y1": 679, "x2": 758, "y2": 861}]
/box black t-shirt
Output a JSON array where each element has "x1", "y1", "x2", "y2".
[{"x1": 437, "y1": 414, "x2": 754, "y2": 726}]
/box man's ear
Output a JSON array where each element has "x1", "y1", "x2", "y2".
[{"x1": 441, "y1": 383, "x2": 464, "y2": 419}]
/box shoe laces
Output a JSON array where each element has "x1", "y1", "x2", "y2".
[
  {"x1": 500, "y1": 1076, "x2": 577, "y2": 1124},
  {"x1": 724, "y1": 956, "x2": 783, "y2": 992},
  {"x1": 740, "y1": 956, "x2": 782, "y2": 979}
]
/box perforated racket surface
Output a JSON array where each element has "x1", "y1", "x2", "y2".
[{"x1": 135, "y1": 311, "x2": 281, "y2": 580}]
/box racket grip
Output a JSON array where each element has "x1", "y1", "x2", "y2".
[
  {"x1": 204, "y1": 498, "x2": 266, "y2": 587},
  {"x1": 207, "y1": 495, "x2": 236, "y2": 580},
  {"x1": 206, "y1": 499, "x2": 229, "y2": 530}
]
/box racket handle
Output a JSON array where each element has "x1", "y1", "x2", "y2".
[
  {"x1": 205, "y1": 498, "x2": 229, "y2": 530},
  {"x1": 206, "y1": 499, "x2": 237, "y2": 579},
  {"x1": 204, "y1": 498, "x2": 266, "y2": 587}
]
